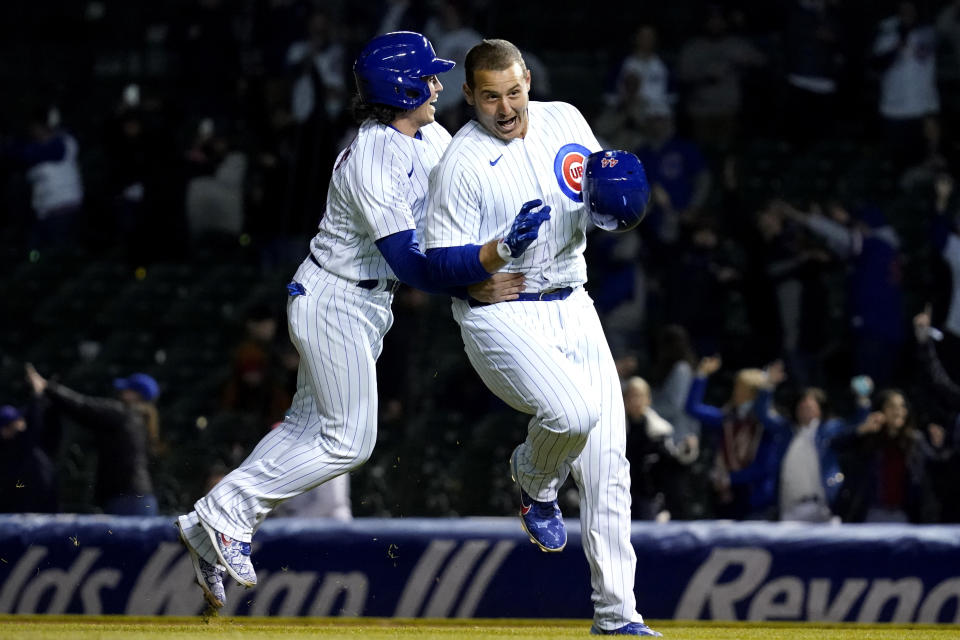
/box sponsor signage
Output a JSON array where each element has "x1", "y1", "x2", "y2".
[{"x1": 1, "y1": 516, "x2": 958, "y2": 623}]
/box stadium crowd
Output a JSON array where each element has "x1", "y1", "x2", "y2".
[{"x1": 2, "y1": 0, "x2": 960, "y2": 524}]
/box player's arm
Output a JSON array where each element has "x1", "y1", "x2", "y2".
[
  {"x1": 375, "y1": 229, "x2": 487, "y2": 295},
  {"x1": 376, "y1": 198, "x2": 550, "y2": 291}
]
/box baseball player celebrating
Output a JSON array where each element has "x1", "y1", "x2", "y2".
[
  {"x1": 422, "y1": 39, "x2": 658, "y2": 636},
  {"x1": 174, "y1": 31, "x2": 551, "y2": 609}
]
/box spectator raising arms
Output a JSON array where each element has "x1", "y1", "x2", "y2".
[
  {"x1": 832, "y1": 386, "x2": 938, "y2": 523},
  {"x1": 685, "y1": 356, "x2": 788, "y2": 520},
  {"x1": 25, "y1": 364, "x2": 161, "y2": 516},
  {"x1": 754, "y1": 363, "x2": 871, "y2": 522}
]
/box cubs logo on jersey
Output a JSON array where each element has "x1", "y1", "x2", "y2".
[{"x1": 553, "y1": 143, "x2": 591, "y2": 202}]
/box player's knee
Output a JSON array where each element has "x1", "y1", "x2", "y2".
[
  {"x1": 573, "y1": 397, "x2": 602, "y2": 439},
  {"x1": 319, "y1": 428, "x2": 377, "y2": 470},
  {"x1": 545, "y1": 396, "x2": 600, "y2": 441},
  {"x1": 342, "y1": 438, "x2": 376, "y2": 469}
]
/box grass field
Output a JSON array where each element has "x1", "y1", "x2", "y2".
[{"x1": 3, "y1": 616, "x2": 959, "y2": 640}]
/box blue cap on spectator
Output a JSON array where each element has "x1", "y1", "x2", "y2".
[
  {"x1": 0, "y1": 405, "x2": 22, "y2": 427},
  {"x1": 113, "y1": 373, "x2": 159, "y2": 402}
]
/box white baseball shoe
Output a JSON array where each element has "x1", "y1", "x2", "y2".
[
  {"x1": 197, "y1": 516, "x2": 258, "y2": 587},
  {"x1": 175, "y1": 521, "x2": 226, "y2": 608}
]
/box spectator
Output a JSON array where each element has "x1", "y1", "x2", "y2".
[
  {"x1": 685, "y1": 356, "x2": 788, "y2": 520},
  {"x1": 24, "y1": 364, "x2": 161, "y2": 516},
  {"x1": 832, "y1": 387, "x2": 937, "y2": 523},
  {"x1": 930, "y1": 171, "x2": 960, "y2": 381},
  {"x1": 102, "y1": 93, "x2": 185, "y2": 262},
  {"x1": 624, "y1": 377, "x2": 698, "y2": 521},
  {"x1": 585, "y1": 225, "x2": 646, "y2": 360},
  {"x1": 650, "y1": 324, "x2": 700, "y2": 442},
  {"x1": 755, "y1": 362, "x2": 871, "y2": 522},
  {"x1": 287, "y1": 10, "x2": 348, "y2": 125},
  {"x1": 184, "y1": 118, "x2": 248, "y2": 244},
  {"x1": 936, "y1": 0, "x2": 960, "y2": 82},
  {"x1": 676, "y1": 4, "x2": 765, "y2": 156},
  {"x1": 221, "y1": 302, "x2": 293, "y2": 428},
  {"x1": 595, "y1": 22, "x2": 673, "y2": 151},
  {"x1": 592, "y1": 70, "x2": 649, "y2": 154},
  {"x1": 659, "y1": 216, "x2": 738, "y2": 358},
  {"x1": 779, "y1": 0, "x2": 846, "y2": 148},
  {"x1": 757, "y1": 200, "x2": 833, "y2": 386},
  {"x1": 1, "y1": 106, "x2": 84, "y2": 249},
  {"x1": 617, "y1": 24, "x2": 672, "y2": 112},
  {"x1": 424, "y1": 1, "x2": 482, "y2": 131},
  {"x1": 634, "y1": 101, "x2": 713, "y2": 254},
  {"x1": 372, "y1": 0, "x2": 427, "y2": 35},
  {"x1": 913, "y1": 308, "x2": 960, "y2": 521},
  {"x1": 171, "y1": 0, "x2": 242, "y2": 118},
  {"x1": 782, "y1": 199, "x2": 905, "y2": 387},
  {"x1": 0, "y1": 404, "x2": 58, "y2": 513},
  {"x1": 872, "y1": 1, "x2": 940, "y2": 173},
  {"x1": 284, "y1": 10, "x2": 347, "y2": 236}
]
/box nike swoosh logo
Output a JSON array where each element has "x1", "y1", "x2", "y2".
[
  {"x1": 489, "y1": 155, "x2": 503, "y2": 166},
  {"x1": 407, "y1": 166, "x2": 414, "y2": 177}
]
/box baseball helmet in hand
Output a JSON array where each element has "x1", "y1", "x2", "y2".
[{"x1": 582, "y1": 150, "x2": 651, "y2": 232}]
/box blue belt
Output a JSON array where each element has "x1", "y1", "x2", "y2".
[
  {"x1": 309, "y1": 254, "x2": 399, "y2": 292},
  {"x1": 468, "y1": 286, "x2": 574, "y2": 308}
]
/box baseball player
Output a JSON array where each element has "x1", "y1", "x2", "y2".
[
  {"x1": 174, "y1": 31, "x2": 551, "y2": 609},
  {"x1": 422, "y1": 39, "x2": 659, "y2": 636}
]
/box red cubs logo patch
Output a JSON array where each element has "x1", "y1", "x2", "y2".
[
  {"x1": 553, "y1": 143, "x2": 592, "y2": 202},
  {"x1": 562, "y1": 152, "x2": 585, "y2": 190}
]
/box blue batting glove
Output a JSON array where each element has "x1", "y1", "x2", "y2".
[{"x1": 501, "y1": 199, "x2": 551, "y2": 259}]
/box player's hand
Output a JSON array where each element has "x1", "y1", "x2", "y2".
[
  {"x1": 25, "y1": 362, "x2": 47, "y2": 396},
  {"x1": 468, "y1": 271, "x2": 525, "y2": 304},
  {"x1": 501, "y1": 199, "x2": 551, "y2": 259}
]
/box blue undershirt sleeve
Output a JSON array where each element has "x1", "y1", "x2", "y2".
[{"x1": 375, "y1": 230, "x2": 490, "y2": 296}]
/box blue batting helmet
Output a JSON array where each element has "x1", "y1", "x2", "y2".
[
  {"x1": 581, "y1": 150, "x2": 651, "y2": 232},
  {"x1": 353, "y1": 31, "x2": 455, "y2": 109}
]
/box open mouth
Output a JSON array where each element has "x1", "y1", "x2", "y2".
[{"x1": 496, "y1": 115, "x2": 519, "y2": 132}]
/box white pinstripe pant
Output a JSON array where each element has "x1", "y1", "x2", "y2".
[
  {"x1": 453, "y1": 287, "x2": 643, "y2": 628},
  {"x1": 180, "y1": 259, "x2": 392, "y2": 562}
]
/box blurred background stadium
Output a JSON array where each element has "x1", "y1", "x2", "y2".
[{"x1": 2, "y1": 0, "x2": 960, "y2": 530}]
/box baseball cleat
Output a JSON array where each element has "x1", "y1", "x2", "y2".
[
  {"x1": 198, "y1": 517, "x2": 257, "y2": 587},
  {"x1": 175, "y1": 521, "x2": 226, "y2": 608},
  {"x1": 510, "y1": 450, "x2": 567, "y2": 552},
  {"x1": 590, "y1": 623, "x2": 663, "y2": 636}
]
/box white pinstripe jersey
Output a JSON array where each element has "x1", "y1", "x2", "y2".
[
  {"x1": 423, "y1": 101, "x2": 601, "y2": 292},
  {"x1": 309, "y1": 118, "x2": 451, "y2": 282}
]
